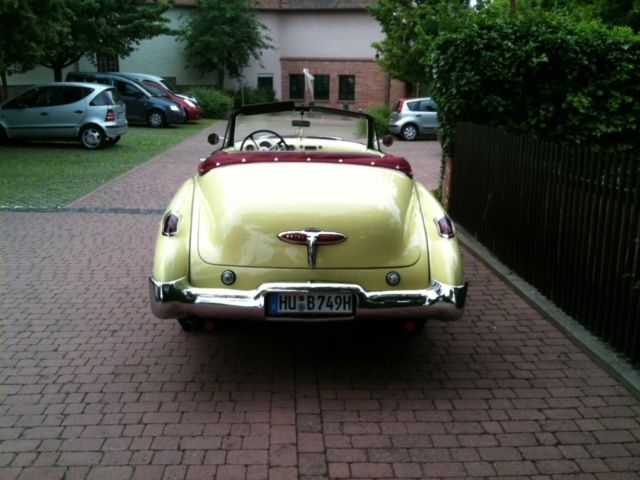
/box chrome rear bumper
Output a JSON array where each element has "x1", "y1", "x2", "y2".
[{"x1": 149, "y1": 277, "x2": 467, "y2": 322}]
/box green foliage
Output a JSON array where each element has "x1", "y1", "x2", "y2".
[
  {"x1": 27, "y1": 0, "x2": 175, "y2": 81},
  {"x1": 184, "y1": 87, "x2": 234, "y2": 119},
  {"x1": 0, "y1": 0, "x2": 56, "y2": 75},
  {"x1": 522, "y1": 0, "x2": 640, "y2": 31},
  {"x1": 233, "y1": 86, "x2": 276, "y2": 108},
  {"x1": 181, "y1": 0, "x2": 271, "y2": 84},
  {"x1": 431, "y1": 8, "x2": 640, "y2": 155},
  {"x1": 367, "y1": 104, "x2": 393, "y2": 136},
  {"x1": 368, "y1": 0, "x2": 476, "y2": 85}
]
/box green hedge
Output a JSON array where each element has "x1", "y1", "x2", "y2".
[
  {"x1": 367, "y1": 104, "x2": 392, "y2": 137},
  {"x1": 432, "y1": 9, "x2": 640, "y2": 155},
  {"x1": 233, "y1": 86, "x2": 276, "y2": 108},
  {"x1": 184, "y1": 87, "x2": 234, "y2": 119}
]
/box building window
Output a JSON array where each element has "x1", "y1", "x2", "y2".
[
  {"x1": 313, "y1": 74, "x2": 330, "y2": 101},
  {"x1": 257, "y1": 75, "x2": 273, "y2": 91},
  {"x1": 339, "y1": 75, "x2": 355, "y2": 101},
  {"x1": 96, "y1": 53, "x2": 119, "y2": 72},
  {"x1": 289, "y1": 74, "x2": 305, "y2": 100}
]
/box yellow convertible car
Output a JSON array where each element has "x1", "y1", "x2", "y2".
[{"x1": 149, "y1": 102, "x2": 467, "y2": 332}]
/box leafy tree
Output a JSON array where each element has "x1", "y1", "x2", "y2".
[
  {"x1": 368, "y1": 0, "x2": 479, "y2": 89},
  {"x1": 502, "y1": 0, "x2": 640, "y2": 30},
  {"x1": 36, "y1": 0, "x2": 174, "y2": 81},
  {"x1": 181, "y1": 0, "x2": 271, "y2": 87},
  {"x1": 0, "y1": 0, "x2": 69, "y2": 98}
]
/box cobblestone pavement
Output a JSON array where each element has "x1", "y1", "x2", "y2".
[{"x1": 1, "y1": 126, "x2": 639, "y2": 480}]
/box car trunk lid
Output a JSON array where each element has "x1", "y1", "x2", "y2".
[{"x1": 194, "y1": 162, "x2": 424, "y2": 269}]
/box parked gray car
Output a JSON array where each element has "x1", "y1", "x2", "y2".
[
  {"x1": 0, "y1": 82, "x2": 128, "y2": 149},
  {"x1": 389, "y1": 97, "x2": 439, "y2": 141}
]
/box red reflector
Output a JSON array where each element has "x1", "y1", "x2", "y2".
[
  {"x1": 435, "y1": 215, "x2": 455, "y2": 238},
  {"x1": 161, "y1": 212, "x2": 181, "y2": 237},
  {"x1": 105, "y1": 109, "x2": 115, "y2": 122},
  {"x1": 317, "y1": 233, "x2": 346, "y2": 244}
]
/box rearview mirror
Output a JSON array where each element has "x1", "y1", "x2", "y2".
[
  {"x1": 292, "y1": 120, "x2": 310, "y2": 128},
  {"x1": 208, "y1": 133, "x2": 220, "y2": 145}
]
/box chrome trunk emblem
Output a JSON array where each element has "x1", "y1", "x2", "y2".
[{"x1": 278, "y1": 228, "x2": 347, "y2": 267}]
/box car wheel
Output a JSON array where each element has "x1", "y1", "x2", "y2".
[
  {"x1": 0, "y1": 127, "x2": 7, "y2": 146},
  {"x1": 80, "y1": 125, "x2": 105, "y2": 150},
  {"x1": 177, "y1": 317, "x2": 204, "y2": 332},
  {"x1": 400, "y1": 124, "x2": 418, "y2": 141},
  {"x1": 105, "y1": 136, "x2": 121, "y2": 146},
  {"x1": 147, "y1": 110, "x2": 166, "y2": 128}
]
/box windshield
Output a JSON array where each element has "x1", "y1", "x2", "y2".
[
  {"x1": 233, "y1": 110, "x2": 368, "y2": 146},
  {"x1": 144, "y1": 84, "x2": 166, "y2": 97}
]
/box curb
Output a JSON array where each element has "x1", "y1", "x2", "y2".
[{"x1": 457, "y1": 226, "x2": 640, "y2": 400}]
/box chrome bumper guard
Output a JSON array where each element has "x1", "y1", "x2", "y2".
[{"x1": 149, "y1": 277, "x2": 467, "y2": 322}]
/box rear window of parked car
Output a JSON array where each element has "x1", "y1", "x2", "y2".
[
  {"x1": 61, "y1": 86, "x2": 94, "y2": 104},
  {"x1": 407, "y1": 99, "x2": 437, "y2": 112},
  {"x1": 3, "y1": 86, "x2": 93, "y2": 109},
  {"x1": 90, "y1": 89, "x2": 124, "y2": 106}
]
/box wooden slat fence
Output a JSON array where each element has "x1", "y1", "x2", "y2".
[{"x1": 450, "y1": 123, "x2": 640, "y2": 365}]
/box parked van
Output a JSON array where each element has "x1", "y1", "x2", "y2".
[
  {"x1": 116, "y1": 73, "x2": 203, "y2": 122},
  {"x1": 66, "y1": 72, "x2": 186, "y2": 127}
]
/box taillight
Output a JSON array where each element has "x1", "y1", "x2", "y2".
[
  {"x1": 105, "y1": 109, "x2": 115, "y2": 122},
  {"x1": 161, "y1": 212, "x2": 181, "y2": 237},
  {"x1": 434, "y1": 215, "x2": 456, "y2": 238},
  {"x1": 396, "y1": 100, "x2": 406, "y2": 113}
]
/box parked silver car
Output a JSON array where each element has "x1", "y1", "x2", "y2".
[
  {"x1": 0, "y1": 82, "x2": 128, "y2": 149},
  {"x1": 389, "y1": 97, "x2": 439, "y2": 141}
]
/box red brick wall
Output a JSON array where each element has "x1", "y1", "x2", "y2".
[{"x1": 281, "y1": 58, "x2": 406, "y2": 110}]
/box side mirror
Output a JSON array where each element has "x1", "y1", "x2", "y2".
[
  {"x1": 208, "y1": 133, "x2": 220, "y2": 145},
  {"x1": 382, "y1": 134, "x2": 394, "y2": 147}
]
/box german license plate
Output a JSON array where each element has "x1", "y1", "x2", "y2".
[{"x1": 268, "y1": 292, "x2": 355, "y2": 316}]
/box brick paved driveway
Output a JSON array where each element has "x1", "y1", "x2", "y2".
[{"x1": 1, "y1": 127, "x2": 639, "y2": 480}]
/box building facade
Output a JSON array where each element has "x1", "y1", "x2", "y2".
[{"x1": 5, "y1": 0, "x2": 406, "y2": 110}]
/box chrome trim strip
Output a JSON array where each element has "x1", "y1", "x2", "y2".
[{"x1": 149, "y1": 278, "x2": 467, "y2": 322}]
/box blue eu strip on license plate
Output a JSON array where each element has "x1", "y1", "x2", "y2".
[{"x1": 268, "y1": 292, "x2": 354, "y2": 315}]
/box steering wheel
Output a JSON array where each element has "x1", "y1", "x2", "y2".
[{"x1": 240, "y1": 129, "x2": 289, "y2": 152}]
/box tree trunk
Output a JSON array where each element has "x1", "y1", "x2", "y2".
[
  {"x1": 54, "y1": 67, "x2": 63, "y2": 82},
  {"x1": 1, "y1": 71, "x2": 8, "y2": 101}
]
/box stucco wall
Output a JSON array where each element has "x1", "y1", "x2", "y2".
[{"x1": 117, "y1": 8, "x2": 218, "y2": 87}]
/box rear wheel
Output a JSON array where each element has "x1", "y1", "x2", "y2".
[
  {"x1": 147, "y1": 109, "x2": 166, "y2": 128},
  {"x1": 400, "y1": 123, "x2": 418, "y2": 141},
  {"x1": 178, "y1": 318, "x2": 198, "y2": 332},
  {"x1": 80, "y1": 125, "x2": 105, "y2": 150}
]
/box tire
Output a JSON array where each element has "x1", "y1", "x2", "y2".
[
  {"x1": 400, "y1": 123, "x2": 419, "y2": 141},
  {"x1": 147, "y1": 109, "x2": 166, "y2": 128},
  {"x1": 105, "y1": 135, "x2": 121, "y2": 146},
  {"x1": 0, "y1": 127, "x2": 7, "y2": 146},
  {"x1": 79, "y1": 125, "x2": 105, "y2": 150}
]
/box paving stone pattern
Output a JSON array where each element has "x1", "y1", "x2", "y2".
[{"x1": 1, "y1": 127, "x2": 639, "y2": 480}]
